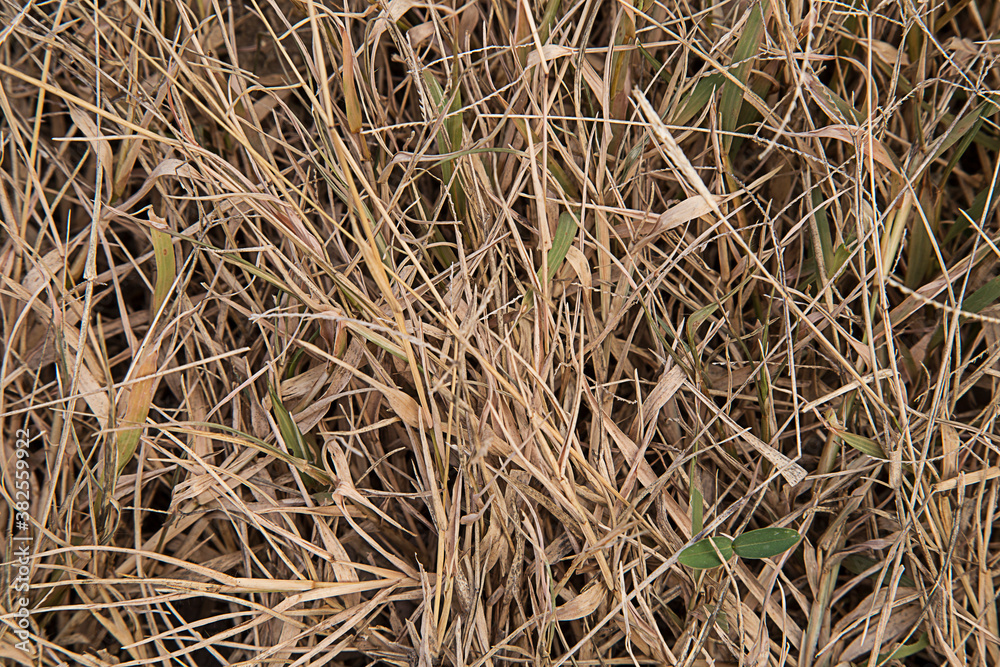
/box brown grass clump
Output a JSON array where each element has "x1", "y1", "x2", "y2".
[{"x1": 3, "y1": 0, "x2": 1000, "y2": 664}]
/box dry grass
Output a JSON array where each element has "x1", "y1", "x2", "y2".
[{"x1": 2, "y1": 0, "x2": 1000, "y2": 665}]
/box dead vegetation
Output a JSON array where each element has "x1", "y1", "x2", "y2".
[{"x1": 1, "y1": 0, "x2": 1000, "y2": 664}]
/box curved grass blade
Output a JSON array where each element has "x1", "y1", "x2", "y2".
[{"x1": 877, "y1": 633, "x2": 929, "y2": 665}]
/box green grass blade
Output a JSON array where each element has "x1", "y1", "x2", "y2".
[
  {"x1": 719, "y1": 5, "x2": 764, "y2": 154},
  {"x1": 836, "y1": 429, "x2": 887, "y2": 459},
  {"x1": 268, "y1": 382, "x2": 310, "y2": 462},
  {"x1": 877, "y1": 633, "x2": 930, "y2": 665},
  {"x1": 811, "y1": 188, "x2": 833, "y2": 273},
  {"x1": 540, "y1": 211, "x2": 578, "y2": 284},
  {"x1": 673, "y1": 73, "x2": 723, "y2": 125}
]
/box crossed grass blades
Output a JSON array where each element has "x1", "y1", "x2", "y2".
[{"x1": 2, "y1": 0, "x2": 999, "y2": 665}]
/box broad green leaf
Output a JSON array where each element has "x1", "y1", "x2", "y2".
[
  {"x1": 422, "y1": 72, "x2": 468, "y2": 217},
  {"x1": 810, "y1": 78, "x2": 862, "y2": 125},
  {"x1": 446, "y1": 86, "x2": 463, "y2": 153},
  {"x1": 423, "y1": 71, "x2": 445, "y2": 108},
  {"x1": 422, "y1": 74, "x2": 454, "y2": 161},
  {"x1": 547, "y1": 159, "x2": 577, "y2": 199},
  {"x1": 713, "y1": 608, "x2": 729, "y2": 632},
  {"x1": 686, "y1": 300, "x2": 721, "y2": 362},
  {"x1": 182, "y1": 232, "x2": 302, "y2": 297},
  {"x1": 679, "y1": 537, "x2": 734, "y2": 569},
  {"x1": 268, "y1": 384, "x2": 329, "y2": 489},
  {"x1": 754, "y1": 364, "x2": 772, "y2": 442},
  {"x1": 537, "y1": 0, "x2": 560, "y2": 43},
  {"x1": 171, "y1": 421, "x2": 333, "y2": 486},
  {"x1": 732, "y1": 527, "x2": 800, "y2": 559},
  {"x1": 686, "y1": 301, "x2": 720, "y2": 361},
  {"x1": 837, "y1": 430, "x2": 887, "y2": 459}
]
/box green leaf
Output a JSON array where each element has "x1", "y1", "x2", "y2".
[
  {"x1": 811, "y1": 187, "x2": 833, "y2": 274},
  {"x1": 830, "y1": 242, "x2": 852, "y2": 275},
  {"x1": 927, "y1": 270, "x2": 1000, "y2": 350},
  {"x1": 691, "y1": 486, "x2": 704, "y2": 535},
  {"x1": 710, "y1": 606, "x2": 728, "y2": 632},
  {"x1": 689, "y1": 301, "x2": 720, "y2": 330},
  {"x1": 904, "y1": 196, "x2": 937, "y2": 289},
  {"x1": 946, "y1": 170, "x2": 1000, "y2": 244},
  {"x1": 268, "y1": 383, "x2": 327, "y2": 489},
  {"x1": 422, "y1": 75, "x2": 454, "y2": 158},
  {"x1": 922, "y1": 99, "x2": 999, "y2": 178},
  {"x1": 679, "y1": 537, "x2": 734, "y2": 569},
  {"x1": 960, "y1": 274, "x2": 1000, "y2": 315},
  {"x1": 732, "y1": 528, "x2": 800, "y2": 559},
  {"x1": 269, "y1": 382, "x2": 309, "y2": 462},
  {"x1": 938, "y1": 110, "x2": 987, "y2": 186},
  {"x1": 150, "y1": 227, "x2": 175, "y2": 316},
  {"x1": 686, "y1": 300, "x2": 721, "y2": 362},
  {"x1": 541, "y1": 212, "x2": 578, "y2": 284},
  {"x1": 719, "y1": 5, "x2": 764, "y2": 154},
  {"x1": 837, "y1": 429, "x2": 887, "y2": 459},
  {"x1": 422, "y1": 71, "x2": 445, "y2": 108},
  {"x1": 617, "y1": 138, "x2": 646, "y2": 181},
  {"x1": 637, "y1": 42, "x2": 670, "y2": 83},
  {"x1": 173, "y1": 420, "x2": 333, "y2": 486},
  {"x1": 537, "y1": 0, "x2": 560, "y2": 43},
  {"x1": 877, "y1": 633, "x2": 929, "y2": 664},
  {"x1": 672, "y1": 73, "x2": 724, "y2": 125},
  {"x1": 446, "y1": 86, "x2": 463, "y2": 153},
  {"x1": 811, "y1": 77, "x2": 863, "y2": 125}
]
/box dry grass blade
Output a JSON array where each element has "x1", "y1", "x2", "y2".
[{"x1": 2, "y1": 0, "x2": 999, "y2": 665}]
